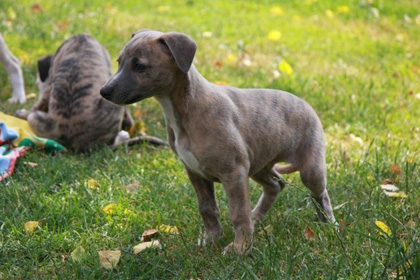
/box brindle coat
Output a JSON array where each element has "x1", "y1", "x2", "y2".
[
  {"x1": 27, "y1": 34, "x2": 133, "y2": 152},
  {"x1": 100, "y1": 30, "x2": 336, "y2": 255}
]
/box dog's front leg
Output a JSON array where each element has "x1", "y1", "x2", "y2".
[
  {"x1": 221, "y1": 167, "x2": 254, "y2": 255},
  {"x1": 186, "y1": 168, "x2": 223, "y2": 243}
]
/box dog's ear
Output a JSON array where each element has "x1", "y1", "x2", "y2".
[
  {"x1": 159, "y1": 32, "x2": 197, "y2": 73},
  {"x1": 37, "y1": 55, "x2": 53, "y2": 82}
]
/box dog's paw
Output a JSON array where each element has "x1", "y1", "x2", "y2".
[
  {"x1": 222, "y1": 241, "x2": 252, "y2": 256},
  {"x1": 15, "y1": 109, "x2": 29, "y2": 120},
  {"x1": 8, "y1": 96, "x2": 26, "y2": 104}
]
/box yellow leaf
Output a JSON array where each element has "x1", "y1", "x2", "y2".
[
  {"x1": 278, "y1": 60, "x2": 293, "y2": 76},
  {"x1": 270, "y1": 6, "x2": 284, "y2": 16},
  {"x1": 267, "y1": 30, "x2": 282, "y2": 41},
  {"x1": 24, "y1": 221, "x2": 39, "y2": 233},
  {"x1": 135, "y1": 121, "x2": 146, "y2": 133},
  {"x1": 157, "y1": 5, "x2": 170, "y2": 13},
  {"x1": 102, "y1": 203, "x2": 118, "y2": 214},
  {"x1": 214, "y1": 81, "x2": 228, "y2": 85},
  {"x1": 71, "y1": 246, "x2": 86, "y2": 263},
  {"x1": 158, "y1": 224, "x2": 179, "y2": 234},
  {"x1": 293, "y1": 15, "x2": 302, "y2": 21},
  {"x1": 383, "y1": 191, "x2": 407, "y2": 198},
  {"x1": 98, "y1": 250, "x2": 121, "y2": 269},
  {"x1": 133, "y1": 240, "x2": 161, "y2": 254},
  {"x1": 142, "y1": 228, "x2": 159, "y2": 242},
  {"x1": 87, "y1": 178, "x2": 99, "y2": 190},
  {"x1": 19, "y1": 53, "x2": 29, "y2": 64},
  {"x1": 305, "y1": 0, "x2": 317, "y2": 5},
  {"x1": 326, "y1": 10, "x2": 334, "y2": 19},
  {"x1": 224, "y1": 54, "x2": 238, "y2": 65},
  {"x1": 26, "y1": 93, "x2": 37, "y2": 99},
  {"x1": 125, "y1": 182, "x2": 140, "y2": 193},
  {"x1": 375, "y1": 220, "x2": 392, "y2": 236},
  {"x1": 337, "y1": 5, "x2": 350, "y2": 14}
]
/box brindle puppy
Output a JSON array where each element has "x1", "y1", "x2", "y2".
[{"x1": 25, "y1": 34, "x2": 134, "y2": 152}]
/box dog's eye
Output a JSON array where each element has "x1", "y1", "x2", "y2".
[{"x1": 134, "y1": 63, "x2": 147, "y2": 72}]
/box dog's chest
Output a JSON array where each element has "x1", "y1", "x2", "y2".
[{"x1": 158, "y1": 97, "x2": 205, "y2": 177}]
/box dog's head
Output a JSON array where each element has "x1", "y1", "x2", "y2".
[{"x1": 100, "y1": 30, "x2": 197, "y2": 105}]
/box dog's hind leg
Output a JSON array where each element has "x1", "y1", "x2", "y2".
[
  {"x1": 27, "y1": 111, "x2": 57, "y2": 139},
  {"x1": 299, "y1": 157, "x2": 336, "y2": 224},
  {"x1": 0, "y1": 35, "x2": 26, "y2": 103},
  {"x1": 251, "y1": 168, "x2": 285, "y2": 222}
]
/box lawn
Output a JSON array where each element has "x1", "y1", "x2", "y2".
[{"x1": 1, "y1": 0, "x2": 420, "y2": 279}]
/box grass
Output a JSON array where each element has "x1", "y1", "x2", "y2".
[{"x1": 1, "y1": 0, "x2": 420, "y2": 278}]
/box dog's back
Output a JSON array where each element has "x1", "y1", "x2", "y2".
[{"x1": 41, "y1": 34, "x2": 124, "y2": 151}]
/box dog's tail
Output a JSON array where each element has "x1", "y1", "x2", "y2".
[{"x1": 274, "y1": 164, "x2": 299, "y2": 174}]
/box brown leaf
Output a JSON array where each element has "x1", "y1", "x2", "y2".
[
  {"x1": 338, "y1": 219, "x2": 345, "y2": 233},
  {"x1": 133, "y1": 240, "x2": 160, "y2": 254},
  {"x1": 23, "y1": 162, "x2": 38, "y2": 168},
  {"x1": 31, "y1": 3, "x2": 42, "y2": 13},
  {"x1": 303, "y1": 227, "x2": 316, "y2": 240},
  {"x1": 215, "y1": 61, "x2": 223, "y2": 68},
  {"x1": 142, "y1": 228, "x2": 159, "y2": 242},
  {"x1": 390, "y1": 165, "x2": 402, "y2": 174},
  {"x1": 98, "y1": 250, "x2": 121, "y2": 269},
  {"x1": 125, "y1": 182, "x2": 140, "y2": 193}
]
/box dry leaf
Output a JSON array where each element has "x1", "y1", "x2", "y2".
[
  {"x1": 133, "y1": 108, "x2": 142, "y2": 118},
  {"x1": 24, "y1": 221, "x2": 39, "y2": 233},
  {"x1": 278, "y1": 60, "x2": 293, "y2": 76},
  {"x1": 158, "y1": 224, "x2": 179, "y2": 234},
  {"x1": 390, "y1": 165, "x2": 402, "y2": 174},
  {"x1": 224, "y1": 54, "x2": 238, "y2": 65},
  {"x1": 98, "y1": 250, "x2": 121, "y2": 269},
  {"x1": 267, "y1": 30, "x2": 282, "y2": 41},
  {"x1": 26, "y1": 93, "x2": 37, "y2": 99},
  {"x1": 87, "y1": 178, "x2": 99, "y2": 190},
  {"x1": 102, "y1": 203, "x2": 118, "y2": 214},
  {"x1": 31, "y1": 3, "x2": 42, "y2": 13},
  {"x1": 71, "y1": 246, "x2": 86, "y2": 263},
  {"x1": 383, "y1": 191, "x2": 407, "y2": 198},
  {"x1": 338, "y1": 219, "x2": 346, "y2": 233},
  {"x1": 380, "y1": 184, "x2": 399, "y2": 192},
  {"x1": 125, "y1": 182, "x2": 140, "y2": 193},
  {"x1": 202, "y1": 31, "x2": 213, "y2": 38},
  {"x1": 23, "y1": 162, "x2": 38, "y2": 168},
  {"x1": 142, "y1": 228, "x2": 159, "y2": 242},
  {"x1": 133, "y1": 240, "x2": 161, "y2": 254},
  {"x1": 375, "y1": 220, "x2": 392, "y2": 236},
  {"x1": 303, "y1": 227, "x2": 316, "y2": 240}
]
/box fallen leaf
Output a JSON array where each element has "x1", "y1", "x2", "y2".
[
  {"x1": 158, "y1": 224, "x2": 179, "y2": 234},
  {"x1": 383, "y1": 191, "x2": 407, "y2": 198},
  {"x1": 267, "y1": 30, "x2": 282, "y2": 41},
  {"x1": 56, "y1": 19, "x2": 69, "y2": 32},
  {"x1": 303, "y1": 227, "x2": 316, "y2": 240},
  {"x1": 333, "y1": 202, "x2": 348, "y2": 210},
  {"x1": 326, "y1": 9, "x2": 334, "y2": 19},
  {"x1": 31, "y1": 3, "x2": 42, "y2": 13},
  {"x1": 337, "y1": 5, "x2": 350, "y2": 14},
  {"x1": 375, "y1": 220, "x2": 392, "y2": 237},
  {"x1": 349, "y1": 134, "x2": 363, "y2": 145},
  {"x1": 380, "y1": 184, "x2": 399, "y2": 192},
  {"x1": 390, "y1": 165, "x2": 402, "y2": 174},
  {"x1": 214, "y1": 81, "x2": 228, "y2": 85},
  {"x1": 157, "y1": 5, "x2": 170, "y2": 13},
  {"x1": 24, "y1": 221, "x2": 39, "y2": 233},
  {"x1": 214, "y1": 61, "x2": 223, "y2": 68},
  {"x1": 142, "y1": 228, "x2": 159, "y2": 242},
  {"x1": 135, "y1": 121, "x2": 146, "y2": 133},
  {"x1": 270, "y1": 6, "x2": 284, "y2": 16},
  {"x1": 61, "y1": 254, "x2": 70, "y2": 262},
  {"x1": 71, "y1": 246, "x2": 86, "y2": 263},
  {"x1": 415, "y1": 93, "x2": 420, "y2": 100},
  {"x1": 102, "y1": 203, "x2": 118, "y2": 214},
  {"x1": 23, "y1": 162, "x2": 38, "y2": 168},
  {"x1": 202, "y1": 31, "x2": 213, "y2": 38},
  {"x1": 26, "y1": 93, "x2": 37, "y2": 99},
  {"x1": 87, "y1": 178, "x2": 99, "y2": 190},
  {"x1": 278, "y1": 60, "x2": 293, "y2": 76},
  {"x1": 133, "y1": 240, "x2": 161, "y2": 254},
  {"x1": 98, "y1": 250, "x2": 121, "y2": 269},
  {"x1": 338, "y1": 219, "x2": 346, "y2": 233},
  {"x1": 125, "y1": 182, "x2": 140, "y2": 193},
  {"x1": 224, "y1": 54, "x2": 238, "y2": 65}
]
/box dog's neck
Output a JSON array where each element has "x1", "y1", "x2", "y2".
[{"x1": 155, "y1": 65, "x2": 209, "y2": 136}]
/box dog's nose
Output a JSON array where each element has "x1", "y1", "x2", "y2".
[{"x1": 100, "y1": 84, "x2": 112, "y2": 99}]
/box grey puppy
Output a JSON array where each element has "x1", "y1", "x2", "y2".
[
  {"x1": 23, "y1": 34, "x2": 134, "y2": 152},
  {"x1": 100, "y1": 30, "x2": 336, "y2": 254}
]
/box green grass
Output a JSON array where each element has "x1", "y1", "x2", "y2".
[{"x1": 1, "y1": 0, "x2": 420, "y2": 278}]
